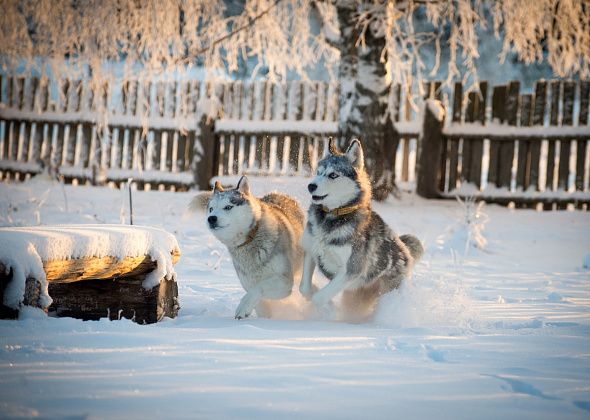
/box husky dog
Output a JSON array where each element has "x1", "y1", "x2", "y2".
[
  {"x1": 300, "y1": 139, "x2": 424, "y2": 321},
  {"x1": 192, "y1": 176, "x2": 304, "y2": 319}
]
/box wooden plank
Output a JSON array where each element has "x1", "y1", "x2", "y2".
[
  {"x1": 417, "y1": 101, "x2": 445, "y2": 198},
  {"x1": 130, "y1": 80, "x2": 139, "y2": 116},
  {"x1": 558, "y1": 81, "x2": 575, "y2": 192},
  {"x1": 185, "y1": 130, "x2": 195, "y2": 172},
  {"x1": 232, "y1": 134, "x2": 240, "y2": 174},
  {"x1": 447, "y1": 82, "x2": 463, "y2": 190},
  {"x1": 15, "y1": 77, "x2": 25, "y2": 109},
  {"x1": 176, "y1": 132, "x2": 187, "y2": 171},
  {"x1": 303, "y1": 82, "x2": 318, "y2": 121},
  {"x1": 469, "y1": 82, "x2": 487, "y2": 189},
  {"x1": 488, "y1": 85, "x2": 508, "y2": 187},
  {"x1": 14, "y1": 78, "x2": 28, "y2": 165},
  {"x1": 302, "y1": 137, "x2": 313, "y2": 175},
  {"x1": 165, "y1": 130, "x2": 174, "y2": 171},
  {"x1": 546, "y1": 81, "x2": 561, "y2": 192},
  {"x1": 288, "y1": 83, "x2": 304, "y2": 172},
  {"x1": 580, "y1": 80, "x2": 590, "y2": 126},
  {"x1": 243, "y1": 135, "x2": 254, "y2": 171},
  {"x1": 71, "y1": 80, "x2": 82, "y2": 112},
  {"x1": 462, "y1": 91, "x2": 476, "y2": 183},
  {"x1": 27, "y1": 78, "x2": 42, "y2": 163},
  {"x1": 392, "y1": 84, "x2": 402, "y2": 123},
  {"x1": 6, "y1": 76, "x2": 13, "y2": 108},
  {"x1": 264, "y1": 135, "x2": 272, "y2": 172},
  {"x1": 223, "y1": 133, "x2": 232, "y2": 175},
  {"x1": 168, "y1": 82, "x2": 178, "y2": 118},
  {"x1": 156, "y1": 82, "x2": 166, "y2": 117},
  {"x1": 516, "y1": 94, "x2": 533, "y2": 192},
  {"x1": 498, "y1": 81, "x2": 519, "y2": 189},
  {"x1": 114, "y1": 127, "x2": 125, "y2": 169},
  {"x1": 529, "y1": 81, "x2": 547, "y2": 191},
  {"x1": 576, "y1": 81, "x2": 589, "y2": 192},
  {"x1": 140, "y1": 81, "x2": 152, "y2": 117},
  {"x1": 65, "y1": 82, "x2": 82, "y2": 167},
  {"x1": 151, "y1": 130, "x2": 162, "y2": 170},
  {"x1": 242, "y1": 82, "x2": 254, "y2": 120},
  {"x1": 315, "y1": 82, "x2": 327, "y2": 121},
  {"x1": 38, "y1": 81, "x2": 52, "y2": 163},
  {"x1": 232, "y1": 81, "x2": 243, "y2": 120}
]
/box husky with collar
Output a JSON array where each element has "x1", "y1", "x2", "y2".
[
  {"x1": 300, "y1": 139, "x2": 424, "y2": 321},
  {"x1": 191, "y1": 176, "x2": 304, "y2": 319}
]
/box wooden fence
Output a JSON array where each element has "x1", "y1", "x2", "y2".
[
  {"x1": 1, "y1": 74, "x2": 589, "y2": 209},
  {"x1": 419, "y1": 80, "x2": 590, "y2": 209},
  {"x1": 0, "y1": 76, "x2": 343, "y2": 190}
]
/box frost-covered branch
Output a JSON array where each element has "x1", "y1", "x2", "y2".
[
  {"x1": 346, "y1": 0, "x2": 589, "y2": 112},
  {"x1": 0, "y1": 0, "x2": 339, "y2": 84}
]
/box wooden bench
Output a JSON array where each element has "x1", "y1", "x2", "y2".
[{"x1": 0, "y1": 225, "x2": 181, "y2": 324}]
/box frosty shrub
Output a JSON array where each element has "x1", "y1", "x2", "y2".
[{"x1": 456, "y1": 195, "x2": 488, "y2": 253}]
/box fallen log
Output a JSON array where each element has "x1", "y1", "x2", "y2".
[{"x1": 0, "y1": 225, "x2": 181, "y2": 324}]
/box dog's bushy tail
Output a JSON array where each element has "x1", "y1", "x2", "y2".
[
  {"x1": 187, "y1": 191, "x2": 213, "y2": 213},
  {"x1": 400, "y1": 234, "x2": 424, "y2": 261},
  {"x1": 262, "y1": 193, "x2": 304, "y2": 227}
]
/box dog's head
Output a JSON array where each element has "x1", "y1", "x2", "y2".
[
  {"x1": 206, "y1": 176, "x2": 260, "y2": 244},
  {"x1": 307, "y1": 138, "x2": 371, "y2": 210}
]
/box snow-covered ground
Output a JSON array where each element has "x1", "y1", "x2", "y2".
[{"x1": 0, "y1": 176, "x2": 589, "y2": 419}]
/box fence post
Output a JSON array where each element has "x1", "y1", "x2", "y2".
[
  {"x1": 193, "y1": 115, "x2": 217, "y2": 191},
  {"x1": 417, "y1": 100, "x2": 446, "y2": 198}
]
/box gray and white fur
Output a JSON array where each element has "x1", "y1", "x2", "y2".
[
  {"x1": 300, "y1": 139, "x2": 424, "y2": 321},
  {"x1": 191, "y1": 176, "x2": 304, "y2": 319}
]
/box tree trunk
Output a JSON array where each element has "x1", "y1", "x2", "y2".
[{"x1": 337, "y1": 2, "x2": 397, "y2": 201}]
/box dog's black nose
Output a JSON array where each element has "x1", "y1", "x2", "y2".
[
  {"x1": 308, "y1": 183, "x2": 317, "y2": 193},
  {"x1": 208, "y1": 215, "x2": 217, "y2": 224}
]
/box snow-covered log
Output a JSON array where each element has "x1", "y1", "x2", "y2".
[{"x1": 0, "y1": 225, "x2": 181, "y2": 324}]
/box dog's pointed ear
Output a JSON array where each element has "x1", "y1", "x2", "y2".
[
  {"x1": 213, "y1": 180, "x2": 224, "y2": 194},
  {"x1": 236, "y1": 175, "x2": 250, "y2": 195},
  {"x1": 346, "y1": 139, "x2": 364, "y2": 169},
  {"x1": 328, "y1": 137, "x2": 339, "y2": 155}
]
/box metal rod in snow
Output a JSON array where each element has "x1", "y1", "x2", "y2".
[{"x1": 127, "y1": 178, "x2": 134, "y2": 225}]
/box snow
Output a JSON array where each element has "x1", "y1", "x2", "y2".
[
  {"x1": 1, "y1": 177, "x2": 590, "y2": 419},
  {"x1": 215, "y1": 119, "x2": 339, "y2": 134},
  {"x1": 0, "y1": 223, "x2": 180, "y2": 308},
  {"x1": 448, "y1": 183, "x2": 590, "y2": 200},
  {"x1": 443, "y1": 122, "x2": 590, "y2": 139},
  {"x1": 0, "y1": 108, "x2": 198, "y2": 132}
]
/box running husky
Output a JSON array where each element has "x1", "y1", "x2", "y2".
[
  {"x1": 300, "y1": 139, "x2": 423, "y2": 321},
  {"x1": 191, "y1": 176, "x2": 304, "y2": 319}
]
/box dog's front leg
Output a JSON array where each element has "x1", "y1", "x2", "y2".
[
  {"x1": 311, "y1": 271, "x2": 349, "y2": 308},
  {"x1": 299, "y1": 253, "x2": 316, "y2": 299},
  {"x1": 235, "y1": 275, "x2": 292, "y2": 319}
]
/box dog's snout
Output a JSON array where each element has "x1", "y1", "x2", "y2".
[
  {"x1": 208, "y1": 215, "x2": 217, "y2": 225},
  {"x1": 308, "y1": 183, "x2": 317, "y2": 193}
]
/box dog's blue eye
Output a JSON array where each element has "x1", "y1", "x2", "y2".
[
  {"x1": 224, "y1": 205, "x2": 233, "y2": 211},
  {"x1": 328, "y1": 173, "x2": 339, "y2": 179}
]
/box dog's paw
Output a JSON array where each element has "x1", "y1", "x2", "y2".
[
  {"x1": 299, "y1": 282, "x2": 313, "y2": 299},
  {"x1": 235, "y1": 294, "x2": 256, "y2": 320},
  {"x1": 234, "y1": 304, "x2": 251, "y2": 320},
  {"x1": 311, "y1": 290, "x2": 331, "y2": 308}
]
